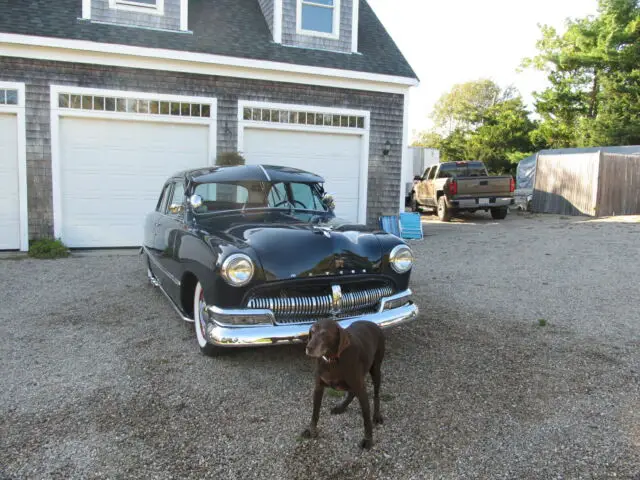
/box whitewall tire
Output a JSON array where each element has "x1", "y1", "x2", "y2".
[{"x1": 193, "y1": 281, "x2": 218, "y2": 356}]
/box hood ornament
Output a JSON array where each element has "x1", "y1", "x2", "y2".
[{"x1": 313, "y1": 226, "x2": 332, "y2": 238}]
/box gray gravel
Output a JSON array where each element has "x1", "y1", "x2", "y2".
[{"x1": 1, "y1": 212, "x2": 639, "y2": 479}]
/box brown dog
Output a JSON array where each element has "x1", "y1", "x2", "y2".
[{"x1": 301, "y1": 318, "x2": 385, "y2": 449}]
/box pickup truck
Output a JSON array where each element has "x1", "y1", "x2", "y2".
[{"x1": 410, "y1": 161, "x2": 515, "y2": 222}]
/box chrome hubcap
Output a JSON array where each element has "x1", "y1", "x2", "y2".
[{"x1": 198, "y1": 290, "x2": 207, "y2": 338}]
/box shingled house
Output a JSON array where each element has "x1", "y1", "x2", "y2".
[{"x1": 0, "y1": 0, "x2": 417, "y2": 249}]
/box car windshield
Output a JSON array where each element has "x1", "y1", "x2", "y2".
[
  {"x1": 191, "y1": 180, "x2": 328, "y2": 214},
  {"x1": 438, "y1": 162, "x2": 487, "y2": 178}
]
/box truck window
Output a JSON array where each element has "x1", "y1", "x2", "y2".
[
  {"x1": 428, "y1": 167, "x2": 437, "y2": 180},
  {"x1": 439, "y1": 162, "x2": 487, "y2": 178},
  {"x1": 422, "y1": 167, "x2": 432, "y2": 179}
]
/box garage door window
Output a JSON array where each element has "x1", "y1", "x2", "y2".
[
  {"x1": 242, "y1": 106, "x2": 364, "y2": 130},
  {"x1": 0, "y1": 89, "x2": 18, "y2": 105},
  {"x1": 58, "y1": 93, "x2": 211, "y2": 118}
]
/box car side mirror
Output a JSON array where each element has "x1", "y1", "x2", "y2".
[{"x1": 189, "y1": 194, "x2": 203, "y2": 209}]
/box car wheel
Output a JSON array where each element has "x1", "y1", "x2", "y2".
[
  {"x1": 490, "y1": 207, "x2": 508, "y2": 220},
  {"x1": 437, "y1": 196, "x2": 451, "y2": 222},
  {"x1": 194, "y1": 281, "x2": 219, "y2": 357}
]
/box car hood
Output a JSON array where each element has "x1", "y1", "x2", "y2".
[{"x1": 197, "y1": 211, "x2": 385, "y2": 281}]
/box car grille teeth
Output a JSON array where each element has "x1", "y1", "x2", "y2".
[{"x1": 246, "y1": 285, "x2": 394, "y2": 324}]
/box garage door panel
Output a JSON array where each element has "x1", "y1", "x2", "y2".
[
  {"x1": 243, "y1": 128, "x2": 362, "y2": 222},
  {"x1": 0, "y1": 113, "x2": 20, "y2": 250},
  {"x1": 59, "y1": 117, "x2": 209, "y2": 248}
]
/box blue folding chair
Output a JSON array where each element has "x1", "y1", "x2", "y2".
[{"x1": 399, "y1": 212, "x2": 424, "y2": 240}]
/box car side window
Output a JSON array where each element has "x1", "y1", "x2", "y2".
[
  {"x1": 290, "y1": 183, "x2": 324, "y2": 210},
  {"x1": 428, "y1": 167, "x2": 438, "y2": 180},
  {"x1": 167, "y1": 182, "x2": 185, "y2": 215},
  {"x1": 422, "y1": 167, "x2": 431, "y2": 179},
  {"x1": 156, "y1": 183, "x2": 172, "y2": 213},
  {"x1": 267, "y1": 182, "x2": 288, "y2": 208}
]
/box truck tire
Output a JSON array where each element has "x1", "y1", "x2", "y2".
[
  {"x1": 437, "y1": 196, "x2": 451, "y2": 222},
  {"x1": 490, "y1": 207, "x2": 508, "y2": 220},
  {"x1": 410, "y1": 193, "x2": 420, "y2": 212}
]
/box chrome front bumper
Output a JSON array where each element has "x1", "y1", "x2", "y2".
[{"x1": 204, "y1": 290, "x2": 419, "y2": 347}]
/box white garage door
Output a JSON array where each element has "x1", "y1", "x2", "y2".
[
  {"x1": 59, "y1": 117, "x2": 209, "y2": 248},
  {"x1": 243, "y1": 128, "x2": 362, "y2": 222},
  {"x1": 0, "y1": 113, "x2": 20, "y2": 250}
]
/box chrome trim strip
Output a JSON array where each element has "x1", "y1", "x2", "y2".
[
  {"x1": 204, "y1": 301, "x2": 418, "y2": 347},
  {"x1": 142, "y1": 245, "x2": 181, "y2": 286},
  {"x1": 258, "y1": 164, "x2": 271, "y2": 182},
  {"x1": 143, "y1": 250, "x2": 194, "y2": 323},
  {"x1": 378, "y1": 289, "x2": 412, "y2": 312}
]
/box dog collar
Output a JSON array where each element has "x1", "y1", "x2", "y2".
[{"x1": 321, "y1": 355, "x2": 339, "y2": 363}]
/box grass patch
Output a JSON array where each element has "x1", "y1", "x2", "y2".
[
  {"x1": 538, "y1": 318, "x2": 547, "y2": 327},
  {"x1": 326, "y1": 388, "x2": 344, "y2": 398},
  {"x1": 28, "y1": 238, "x2": 69, "y2": 259}
]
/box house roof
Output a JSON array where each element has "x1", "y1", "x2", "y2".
[{"x1": 0, "y1": 0, "x2": 418, "y2": 80}]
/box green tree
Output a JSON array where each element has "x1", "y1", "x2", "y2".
[
  {"x1": 431, "y1": 79, "x2": 514, "y2": 134},
  {"x1": 414, "y1": 79, "x2": 537, "y2": 173},
  {"x1": 523, "y1": 0, "x2": 640, "y2": 147}
]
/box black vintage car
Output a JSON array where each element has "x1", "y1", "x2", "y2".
[{"x1": 141, "y1": 164, "x2": 418, "y2": 355}]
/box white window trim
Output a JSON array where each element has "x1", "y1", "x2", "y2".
[
  {"x1": 179, "y1": 0, "x2": 188, "y2": 31},
  {"x1": 0, "y1": 81, "x2": 28, "y2": 252},
  {"x1": 296, "y1": 0, "x2": 341, "y2": 40},
  {"x1": 108, "y1": 0, "x2": 165, "y2": 16},
  {"x1": 351, "y1": 0, "x2": 359, "y2": 52},
  {"x1": 50, "y1": 85, "x2": 217, "y2": 242},
  {"x1": 237, "y1": 100, "x2": 369, "y2": 224}
]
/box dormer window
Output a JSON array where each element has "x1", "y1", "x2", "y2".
[
  {"x1": 108, "y1": 0, "x2": 165, "y2": 15},
  {"x1": 297, "y1": 0, "x2": 340, "y2": 39}
]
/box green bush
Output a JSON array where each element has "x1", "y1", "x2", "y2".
[
  {"x1": 216, "y1": 152, "x2": 246, "y2": 166},
  {"x1": 28, "y1": 238, "x2": 69, "y2": 259}
]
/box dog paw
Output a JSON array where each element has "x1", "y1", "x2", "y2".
[
  {"x1": 359, "y1": 438, "x2": 373, "y2": 450},
  {"x1": 301, "y1": 427, "x2": 318, "y2": 439},
  {"x1": 330, "y1": 406, "x2": 346, "y2": 415},
  {"x1": 373, "y1": 413, "x2": 384, "y2": 425}
]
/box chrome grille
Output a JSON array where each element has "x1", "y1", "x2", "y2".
[{"x1": 246, "y1": 285, "x2": 394, "y2": 322}]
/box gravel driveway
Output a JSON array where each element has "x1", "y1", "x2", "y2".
[{"x1": 2, "y1": 212, "x2": 639, "y2": 479}]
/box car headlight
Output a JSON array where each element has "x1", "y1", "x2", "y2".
[
  {"x1": 389, "y1": 245, "x2": 413, "y2": 273},
  {"x1": 221, "y1": 253, "x2": 254, "y2": 287}
]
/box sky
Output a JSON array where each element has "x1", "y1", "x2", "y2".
[{"x1": 367, "y1": 0, "x2": 600, "y2": 140}]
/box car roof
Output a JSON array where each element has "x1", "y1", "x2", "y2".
[{"x1": 175, "y1": 164, "x2": 325, "y2": 184}]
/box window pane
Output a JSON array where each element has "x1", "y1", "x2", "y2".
[
  {"x1": 298, "y1": 112, "x2": 306, "y2": 124},
  {"x1": 261, "y1": 109, "x2": 270, "y2": 121},
  {"x1": 181, "y1": 102, "x2": 190, "y2": 116},
  {"x1": 305, "y1": 0, "x2": 333, "y2": 5},
  {"x1": 267, "y1": 182, "x2": 288, "y2": 208},
  {"x1": 4, "y1": 90, "x2": 18, "y2": 105},
  {"x1": 94, "y1": 96, "x2": 105, "y2": 111},
  {"x1": 126, "y1": 98, "x2": 137, "y2": 113},
  {"x1": 301, "y1": 4, "x2": 334, "y2": 33},
  {"x1": 357, "y1": 117, "x2": 365, "y2": 129},
  {"x1": 252, "y1": 108, "x2": 261, "y2": 121},
  {"x1": 290, "y1": 183, "x2": 322, "y2": 210},
  {"x1": 70, "y1": 95, "x2": 82, "y2": 109},
  {"x1": 201, "y1": 104, "x2": 211, "y2": 118},
  {"x1": 289, "y1": 111, "x2": 298, "y2": 123},
  {"x1": 170, "y1": 102, "x2": 180, "y2": 116},
  {"x1": 280, "y1": 111, "x2": 289, "y2": 123},
  {"x1": 340, "y1": 115, "x2": 348, "y2": 127},
  {"x1": 58, "y1": 93, "x2": 70, "y2": 108},
  {"x1": 170, "y1": 183, "x2": 185, "y2": 207},
  {"x1": 332, "y1": 115, "x2": 341, "y2": 127},
  {"x1": 150, "y1": 100, "x2": 159, "y2": 114},
  {"x1": 82, "y1": 96, "x2": 93, "y2": 110},
  {"x1": 160, "y1": 101, "x2": 170, "y2": 115},
  {"x1": 105, "y1": 97, "x2": 116, "y2": 111},
  {"x1": 323, "y1": 114, "x2": 332, "y2": 126},
  {"x1": 243, "y1": 107, "x2": 252, "y2": 120},
  {"x1": 349, "y1": 116, "x2": 357, "y2": 128},
  {"x1": 191, "y1": 104, "x2": 201, "y2": 117},
  {"x1": 138, "y1": 100, "x2": 149, "y2": 114}
]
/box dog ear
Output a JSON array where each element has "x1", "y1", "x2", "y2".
[{"x1": 336, "y1": 325, "x2": 351, "y2": 356}]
